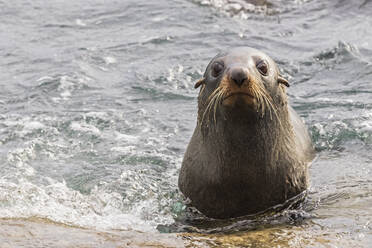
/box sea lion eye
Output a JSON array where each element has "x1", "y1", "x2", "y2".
[
  {"x1": 256, "y1": 60, "x2": 268, "y2": 76},
  {"x1": 211, "y1": 62, "x2": 224, "y2": 77}
]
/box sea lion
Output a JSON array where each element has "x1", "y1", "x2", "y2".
[{"x1": 179, "y1": 47, "x2": 315, "y2": 219}]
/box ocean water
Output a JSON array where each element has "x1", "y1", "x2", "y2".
[{"x1": 0, "y1": 0, "x2": 371, "y2": 247}]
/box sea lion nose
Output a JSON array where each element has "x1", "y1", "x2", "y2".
[{"x1": 230, "y1": 68, "x2": 248, "y2": 87}]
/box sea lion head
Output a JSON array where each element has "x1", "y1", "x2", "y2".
[{"x1": 195, "y1": 47, "x2": 290, "y2": 130}]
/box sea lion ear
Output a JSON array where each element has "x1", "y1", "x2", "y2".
[
  {"x1": 194, "y1": 77, "x2": 205, "y2": 89},
  {"x1": 278, "y1": 75, "x2": 290, "y2": 87}
]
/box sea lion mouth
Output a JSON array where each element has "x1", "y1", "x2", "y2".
[
  {"x1": 223, "y1": 92, "x2": 254, "y2": 101},
  {"x1": 222, "y1": 92, "x2": 256, "y2": 108}
]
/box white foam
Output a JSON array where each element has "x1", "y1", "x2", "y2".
[
  {"x1": 36, "y1": 76, "x2": 54, "y2": 82},
  {"x1": 194, "y1": 0, "x2": 268, "y2": 15},
  {"x1": 70, "y1": 122, "x2": 101, "y2": 136},
  {"x1": 114, "y1": 132, "x2": 139, "y2": 143},
  {"x1": 75, "y1": 19, "x2": 87, "y2": 27},
  {"x1": 0, "y1": 112, "x2": 180, "y2": 233},
  {"x1": 110, "y1": 146, "x2": 134, "y2": 153},
  {"x1": 24, "y1": 121, "x2": 45, "y2": 131},
  {"x1": 103, "y1": 56, "x2": 117, "y2": 64},
  {"x1": 359, "y1": 119, "x2": 372, "y2": 132},
  {"x1": 0, "y1": 178, "x2": 155, "y2": 232}
]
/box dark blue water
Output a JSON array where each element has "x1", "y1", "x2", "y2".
[{"x1": 0, "y1": 0, "x2": 371, "y2": 246}]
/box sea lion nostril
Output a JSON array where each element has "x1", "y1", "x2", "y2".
[{"x1": 230, "y1": 68, "x2": 247, "y2": 87}]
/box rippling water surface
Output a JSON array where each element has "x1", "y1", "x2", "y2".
[{"x1": 0, "y1": 0, "x2": 371, "y2": 247}]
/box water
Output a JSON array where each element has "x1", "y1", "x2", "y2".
[{"x1": 0, "y1": 0, "x2": 371, "y2": 247}]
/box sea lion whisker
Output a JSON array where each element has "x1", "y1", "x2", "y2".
[
  {"x1": 200, "y1": 84, "x2": 206, "y2": 95},
  {"x1": 259, "y1": 91, "x2": 266, "y2": 118},
  {"x1": 201, "y1": 99, "x2": 212, "y2": 127},
  {"x1": 213, "y1": 90, "x2": 225, "y2": 125},
  {"x1": 210, "y1": 90, "x2": 223, "y2": 125},
  {"x1": 252, "y1": 84, "x2": 266, "y2": 118},
  {"x1": 255, "y1": 91, "x2": 264, "y2": 117},
  {"x1": 261, "y1": 90, "x2": 275, "y2": 118},
  {"x1": 207, "y1": 87, "x2": 222, "y2": 102},
  {"x1": 256, "y1": 83, "x2": 274, "y2": 120},
  {"x1": 261, "y1": 91, "x2": 272, "y2": 119},
  {"x1": 208, "y1": 94, "x2": 218, "y2": 124},
  {"x1": 201, "y1": 100, "x2": 213, "y2": 127},
  {"x1": 257, "y1": 85, "x2": 283, "y2": 130},
  {"x1": 250, "y1": 87, "x2": 258, "y2": 112},
  {"x1": 201, "y1": 87, "x2": 222, "y2": 127}
]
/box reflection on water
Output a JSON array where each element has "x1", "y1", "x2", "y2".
[{"x1": 0, "y1": 0, "x2": 372, "y2": 247}]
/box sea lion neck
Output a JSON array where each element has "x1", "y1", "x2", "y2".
[{"x1": 203, "y1": 109, "x2": 283, "y2": 146}]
